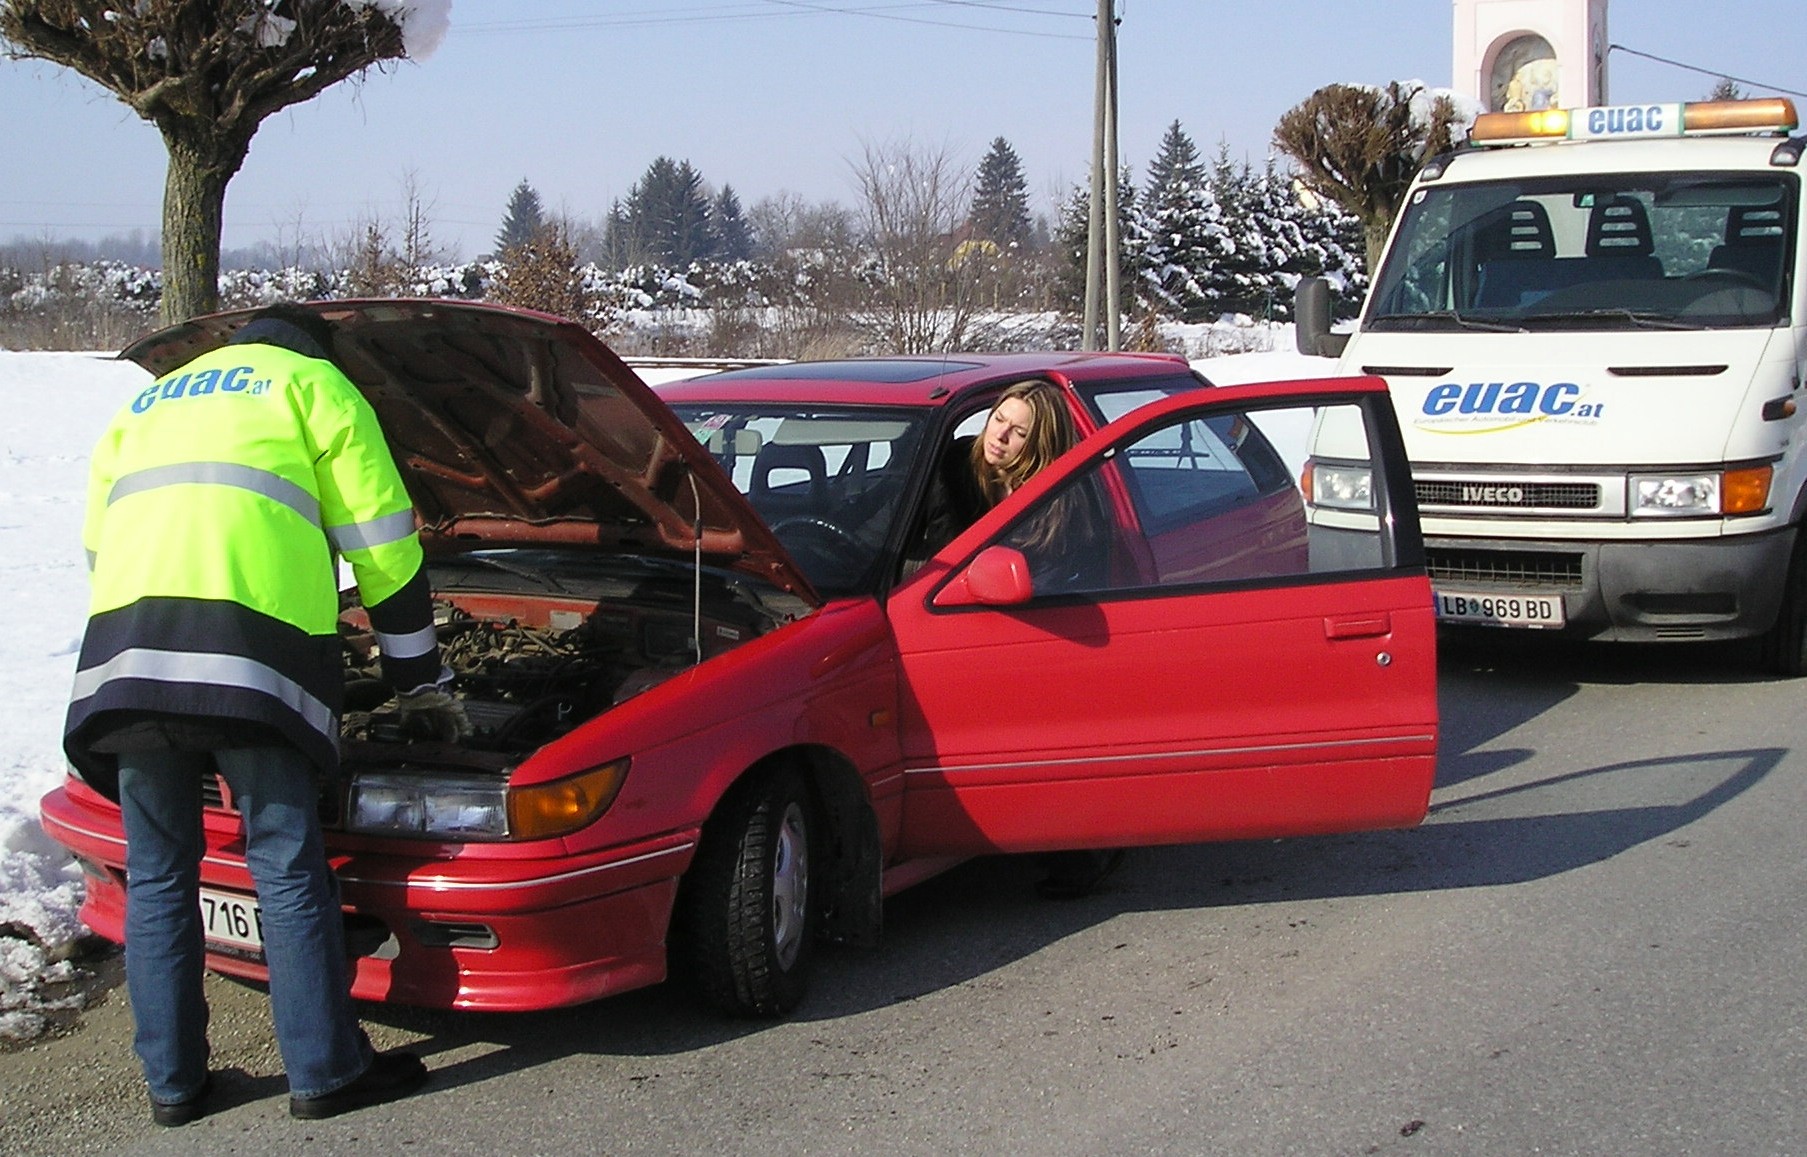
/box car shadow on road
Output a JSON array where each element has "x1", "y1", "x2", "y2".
[{"x1": 356, "y1": 634, "x2": 1787, "y2": 1091}]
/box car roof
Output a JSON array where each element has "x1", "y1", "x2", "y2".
[{"x1": 656, "y1": 350, "x2": 1198, "y2": 407}]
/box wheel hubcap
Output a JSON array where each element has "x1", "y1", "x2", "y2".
[{"x1": 771, "y1": 801, "x2": 809, "y2": 970}]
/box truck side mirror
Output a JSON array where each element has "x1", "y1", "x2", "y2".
[{"x1": 1294, "y1": 277, "x2": 1349, "y2": 359}]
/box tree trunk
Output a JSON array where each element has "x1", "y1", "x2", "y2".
[
  {"x1": 1362, "y1": 215, "x2": 1391, "y2": 279},
  {"x1": 159, "y1": 131, "x2": 250, "y2": 324}
]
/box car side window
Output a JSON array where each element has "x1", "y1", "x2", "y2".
[{"x1": 993, "y1": 401, "x2": 1389, "y2": 598}]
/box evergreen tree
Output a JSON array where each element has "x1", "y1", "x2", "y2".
[
  {"x1": 1221, "y1": 157, "x2": 1369, "y2": 322},
  {"x1": 1205, "y1": 146, "x2": 1269, "y2": 317},
  {"x1": 1054, "y1": 167, "x2": 1146, "y2": 317},
  {"x1": 495, "y1": 179, "x2": 547, "y2": 254},
  {"x1": 1292, "y1": 175, "x2": 1369, "y2": 318},
  {"x1": 970, "y1": 136, "x2": 1033, "y2": 251},
  {"x1": 615, "y1": 157, "x2": 717, "y2": 267},
  {"x1": 711, "y1": 184, "x2": 754, "y2": 262},
  {"x1": 1140, "y1": 122, "x2": 1231, "y2": 322}
]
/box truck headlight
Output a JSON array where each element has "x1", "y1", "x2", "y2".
[
  {"x1": 346, "y1": 760, "x2": 630, "y2": 841},
  {"x1": 1305, "y1": 461, "x2": 1374, "y2": 510},
  {"x1": 1631, "y1": 466, "x2": 1771, "y2": 517}
]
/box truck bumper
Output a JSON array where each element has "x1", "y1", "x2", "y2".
[{"x1": 1422, "y1": 526, "x2": 1797, "y2": 642}]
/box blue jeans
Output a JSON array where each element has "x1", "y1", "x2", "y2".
[{"x1": 118, "y1": 746, "x2": 372, "y2": 1103}]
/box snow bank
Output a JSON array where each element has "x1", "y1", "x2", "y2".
[{"x1": 0, "y1": 352, "x2": 150, "y2": 1040}]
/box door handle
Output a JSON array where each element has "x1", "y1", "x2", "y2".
[{"x1": 1324, "y1": 613, "x2": 1391, "y2": 640}]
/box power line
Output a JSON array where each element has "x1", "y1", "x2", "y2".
[
  {"x1": 759, "y1": 0, "x2": 1090, "y2": 39},
  {"x1": 458, "y1": 1, "x2": 1089, "y2": 39},
  {"x1": 1609, "y1": 43, "x2": 1807, "y2": 100},
  {"x1": 921, "y1": 0, "x2": 1090, "y2": 17}
]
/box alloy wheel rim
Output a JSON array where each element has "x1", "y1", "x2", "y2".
[{"x1": 771, "y1": 801, "x2": 809, "y2": 969}]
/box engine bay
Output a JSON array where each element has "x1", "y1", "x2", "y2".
[{"x1": 340, "y1": 552, "x2": 808, "y2": 763}]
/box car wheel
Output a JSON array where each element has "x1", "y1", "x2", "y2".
[
  {"x1": 1759, "y1": 529, "x2": 1807, "y2": 677},
  {"x1": 675, "y1": 767, "x2": 817, "y2": 1016}
]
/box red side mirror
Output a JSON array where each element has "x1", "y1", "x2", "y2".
[{"x1": 937, "y1": 545, "x2": 1035, "y2": 607}]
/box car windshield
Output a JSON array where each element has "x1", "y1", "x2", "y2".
[
  {"x1": 670, "y1": 403, "x2": 931, "y2": 596},
  {"x1": 1366, "y1": 171, "x2": 1797, "y2": 331}
]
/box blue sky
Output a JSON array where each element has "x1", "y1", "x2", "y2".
[{"x1": 2, "y1": 0, "x2": 1802, "y2": 259}]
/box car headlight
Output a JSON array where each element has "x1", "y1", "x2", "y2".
[
  {"x1": 1306, "y1": 461, "x2": 1374, "y2": 510},
  {"x1": 1631, "y1": 466, "x2": 1771, "y2": 517},
  {"x1": 347, "y1": 759, "x2": 629, "y2": 841},
  {"x1": 348, "y1": 772, "x2": 510, "y2": 840}
]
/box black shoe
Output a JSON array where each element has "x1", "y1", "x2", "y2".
[
  {"x1": 151, "y1": 1072, "x2": 213, "y2": 1127},
  {"x1": 289, "y1": 1050, "x2": 428, "y2": 1121},
  {"x1": 1036, "y1": 849, "x2": 1127, "y2": 900}
]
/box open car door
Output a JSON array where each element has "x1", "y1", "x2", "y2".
[{"x1": 888, "y1": 376, "x2": 1438, "y2": 857}]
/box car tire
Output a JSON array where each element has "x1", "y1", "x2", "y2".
[
  {"x1": 1759, "y1": 528, "x2": 1807, "y2": 677},
  {"x1": 674, "y1": 767, "x2": 817, "y2": 1017}
]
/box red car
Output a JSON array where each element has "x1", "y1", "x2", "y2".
[{"x1": 41, "y1": 300, "x2": 1438, "y2": 1016}]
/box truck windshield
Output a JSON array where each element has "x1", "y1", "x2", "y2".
[{"x1": 1366, "y1": 172, "x2": 1796, "y2": 331}]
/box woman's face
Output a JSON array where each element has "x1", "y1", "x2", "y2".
[{"x1": 982, "y1": 396, "x2": 1035, "y2": 467}]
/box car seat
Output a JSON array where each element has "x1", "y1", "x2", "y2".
[
  {"x1": 1473, "y1": 200, "x2": 1557, "y2": 307},
  {"x1": 749, "y1": 442, "x2": 827, "y2": 521},
  {"x1": 1707, "y1": 203, "x2": 1786, "y2": 287},
  {"x1": 1585, "y1": 195, "x2": 1663, "y2": 280}
]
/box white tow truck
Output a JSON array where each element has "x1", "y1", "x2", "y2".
[{"x1": 1296, "y1": 97, "x2": 1807, "y2": 672}]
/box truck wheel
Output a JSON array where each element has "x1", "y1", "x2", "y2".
[
  {"x1": 674, "y1": 767, "x2": 817, "y2": 1016},
  {"x1": 1759, "y1": 532, "x2": 1807, "y2": 677}
]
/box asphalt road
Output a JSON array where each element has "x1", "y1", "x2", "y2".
[{"x1": 5, "y1": 632, "x2": 1806, "y2": 1156}]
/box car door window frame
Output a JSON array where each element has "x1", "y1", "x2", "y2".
[{"x1": 923, "y1": 383, "x2": 1423, "y2": 611}]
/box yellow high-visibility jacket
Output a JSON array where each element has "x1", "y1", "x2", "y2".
[{"x1": 65, "y1": 333, "x2": 440, "y2": 795}]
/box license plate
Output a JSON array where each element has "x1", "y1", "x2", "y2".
[
  {"x1": 1435, "y1": 589, "x2": 1566, "y2": 628},
  {"x1": 199, "y1": 888, "x2": 263, "y2": 952}
]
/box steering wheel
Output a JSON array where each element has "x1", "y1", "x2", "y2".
[
  {"x1": 1683, "y1": 267, "x2": 1770, "y2": 292},
  {"x1": 769, "y1": 515, "x2": 862, "y2": 553}
]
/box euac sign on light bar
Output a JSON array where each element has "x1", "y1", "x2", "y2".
[{"x1": 1471, "y1": 97, "x2": 1799, "y2": 146}]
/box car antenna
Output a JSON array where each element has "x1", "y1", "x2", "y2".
[{"x1": 928, "y1": 337, "x2": 952, "y2": 399}]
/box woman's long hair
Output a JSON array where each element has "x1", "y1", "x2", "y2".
[{"x1": 969, "y1": 380, "x2": 1076, "y2": 507}]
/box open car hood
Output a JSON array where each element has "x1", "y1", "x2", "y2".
[{"x1": 119, "y1": 299, "x2": 818, "y2": 602}]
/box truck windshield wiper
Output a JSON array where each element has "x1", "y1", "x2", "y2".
[
  {"x1": 1520, "y1": 308, "x2": 1702, "y2": 330},
  {"x1": 1367, "y1": 310, "x2": 1528, "y2": 333}
]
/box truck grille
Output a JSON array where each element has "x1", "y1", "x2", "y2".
[
  {"x1": 1426, "y1": 547, "x2": 1584, "y2": 589},
  {"x1": 1416, "y1": 479, "x2": 1601, "y2": 509}
]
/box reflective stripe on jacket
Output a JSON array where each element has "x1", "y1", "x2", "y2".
[{"x1": 65, "y1": 339, "x2": 439, "y2": 793}]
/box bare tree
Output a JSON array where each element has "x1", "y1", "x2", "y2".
[
  {"x1": 848, "y1": 138, "x2": 980, "y2": 353},
  {"x1": 1273, "y1": 81, "x2": 1469, "y2": 271},
  {"x1": 494, "y1": 222, "x2": 586, "y2": 323},
  {"x1": 0, "y1": 1, "x2": 434, "y2": 321}
]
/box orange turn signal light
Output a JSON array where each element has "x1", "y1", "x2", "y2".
[
  {"x1": 508, "y1": 759, "x2": 630, "y2": 840},
  {"x1": 1722, "y1": 465, "x2": 1774, "y2": 515}
]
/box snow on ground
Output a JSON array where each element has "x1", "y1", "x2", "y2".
[
  {"x1": 0, "y1": 334, "x2": 1327, "y2": 1040},
  {"x1": 0, "y1": 352, "x2": 152, "y2": 1041}
]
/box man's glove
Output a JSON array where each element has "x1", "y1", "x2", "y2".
[{"x1": 390, "y1": 667, "x2": 472, "y2": 742}]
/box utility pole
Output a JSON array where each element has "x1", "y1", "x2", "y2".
[{"x1": 1082, "y1": 0, "x2": 1122, "y2": 351}]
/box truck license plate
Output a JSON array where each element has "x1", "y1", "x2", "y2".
[
  {"x1": 199, "y1": 888, "x2": 263, "y2": 952},
  {"x1": 1435, "y1": 590, "x2": 1565, "y2": 628}
]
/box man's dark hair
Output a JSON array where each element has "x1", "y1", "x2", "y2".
[{"x1": 230, "y1": 303, "x2": 337, "y2": 362}]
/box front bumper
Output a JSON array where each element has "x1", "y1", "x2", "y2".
[
  {"x1": 41, "y1": 780, "x2": 692, "y2": 1011},
  {"x1": 1422, "y1": 526, "x2": 1797, "y2": 642}
]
